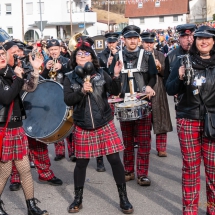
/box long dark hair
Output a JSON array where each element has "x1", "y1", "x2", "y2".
[
  {"x1": 70, "y1": 44, "x2": 100, "y2": 70},
  {"x1": 189, "y1": 37, "x2": 215, "y2": 56}
]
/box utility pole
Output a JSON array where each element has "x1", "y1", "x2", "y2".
[
  {"x1": 21, "y1": 0, "x2": 24, "y2": 41},
  {"x1": 39, "y1": 0, "x2": 43, "y2": 38},
  {"x1": 107, "y1": 0, "x2": 109, "y2": 32},
  {"x1": 70, "y1": 0, "x2": 73, "y2": 36}
]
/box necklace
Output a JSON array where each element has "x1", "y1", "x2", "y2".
[{"x1": 200, "y1": 53, "x2": 210, "y2": 57}]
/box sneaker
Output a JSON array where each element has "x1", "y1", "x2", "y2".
[
  {"x1": 157, "y1": 151, "x2": 167, "y2": 157},
  {"x1": 30, "y1": 161, "x2": 35, "y2": 168},
  {"x1": 54, "y1": 155, "x2": 65, "y2": 161},
  {"x1": 39, "y1": 176, "x2": 63, "y2": 186},
  {"x1": 125, "y1": 173, "x2": 135, "y2": 182},
  {"x1": 96, "y1": 159, "x2": 106, "y2": 172},
  {"x1": 9, "y1": 182, "x2": 21, "y2": 191},
  {"x1": 69, "y1": 153, "x2": 77, "y2": 162},
  {"x1": 137, "y1": 176, "x2": 151, "y2": 186}
]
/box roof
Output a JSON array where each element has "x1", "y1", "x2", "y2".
[{"x1": 125, "y1": 0, "x2": 190, "y2": 18}]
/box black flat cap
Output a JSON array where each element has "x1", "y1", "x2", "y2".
[
  {"x1": 105, "y1": 32, "x2": 119, "y2": 43},
  {"x1": 77, "y1": 36, "x2": 94, "y2": 47},
  {"x1": 3, "y1": 41, "x2": 18, "y2": 51},
  {"x1": 176, "y1": 24, "x2": 196, "y2": 36},
  {"x1": 46, "y1": 39, "x2": 60, "y2": 49},
  {"x1": 121, "y1": 25, "x2": 140, "y2": 38},
  {"x1": 140, "y1": 32, "x2": 156, "y2": 43},
  {"x1": 194, "y1": 25, "x2": 215, "y2": 38}
]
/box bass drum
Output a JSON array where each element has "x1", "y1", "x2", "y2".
[{"x1": 22, "y1": 80, "x2": 73, "y2": 144}]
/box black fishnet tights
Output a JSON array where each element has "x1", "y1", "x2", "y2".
[{"x1": 0, "y1": 156, "x2": 34, "y2": 200}]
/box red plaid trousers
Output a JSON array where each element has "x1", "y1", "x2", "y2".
[
  {"x1": 10, "y1": 137, "x2": 55, "y2": 183},
  {"x1": 156, "y1": 133, "x2": 167, "y2": 152},
  {"x1": 54, "y1": 138, "x2": 74, "y2": 157},
  {"x1": 177, "y1": 118, "x2": 215, "y2": 215},
  {"x1": 120, "y1": 113, "x2": 152, "y2": 177}
]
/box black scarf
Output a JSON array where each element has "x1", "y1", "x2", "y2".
[
  {"x1": 124, "y1": 47, "x2": 139, "y2": 61},
  {"x1": 191, "y1": 54, "x2": 215, "y2": 70}
]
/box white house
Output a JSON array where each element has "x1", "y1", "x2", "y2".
[
  {"x1": 0, "y1": 0, "x2": 97, "y2": 42},
  {"x1": 125, "y1": 0, "x2": 190, "y2": 31}
]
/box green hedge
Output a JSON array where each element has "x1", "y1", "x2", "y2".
[{"x1": 213, "y1": 14, "x2": 215, "y2": 20}]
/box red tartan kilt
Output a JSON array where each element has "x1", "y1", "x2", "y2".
[
  {"x1": 73, "y1": 120, "x2": 124, "y2": 158},
  {"x1": 0, "y1": 127, "x2": 29, "y2": 162}
]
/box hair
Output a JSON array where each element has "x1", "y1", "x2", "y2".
[
  {"x1": 70, "y1": 44, "x2": 100, "y2": 70},
  {"x1": 189, "y1": 36, "x2": 215, "y2": 56},
  {"x1": 61, "y1": 45, "x2": 67, "y2": 51}
]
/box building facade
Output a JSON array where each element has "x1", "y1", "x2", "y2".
[
  {"x1": 0, "y1": 0, "x2": 97, "y2": 41},
  {"x1": 125, "y1": 0, "x2": 189, "y2": 31}
]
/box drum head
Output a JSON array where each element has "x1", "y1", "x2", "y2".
[
  {"x1": 22, "y1": 80, "x2": 67, "y2": 139},
  {"x1": 116, "y1": 100, "x2": 148, "y2": 108}
]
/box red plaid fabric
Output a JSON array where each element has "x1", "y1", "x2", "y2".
[
  {"x1": 10, "y1": 137, "x2": 55, "y2": 182},
  {"x1": 120, "y1": 113, "x2": 152, "y2": 177},
  {"x1": 0, "y1": 127, "x2": 28, "y2": 162},
  {"x1": 73, "y1": 120, "x2": 124, "y2": 158},
  {"x1": 156, "y1": 133, "x2": 167, "y2": 151},
  {"x1": 177, "y1": 118, "x2": 215, "y2": 215},
  {"x1": 54, "y1": 138, "x2": 73, "y2": 157}
]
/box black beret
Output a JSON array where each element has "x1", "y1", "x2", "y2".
[
  {"x1": 3, "y1": 41, "x2": 18, "y2": 51},
  {"x1": 194, "y1": 25, "x2": 215, "y2": 38},
  {"x1": 77, "y1": 36, "x2": 94, "y2": 46},
  {"x1": 176, "y1": 24, "x2": 196, "y2": 36},
  {"x1": 121, "y1": 25, "x2": 140, "y2": 38},
  {"x1": 46, "y1": 39, "x2": 60, "y2": 49},
  {"x1": 105, "y1": 32, "x2": 119, "y2": 43},
  {"x1": 140, "y1": 32, "x2": 156, "y2": 43}
]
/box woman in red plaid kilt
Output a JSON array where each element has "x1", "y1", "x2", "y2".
[
  {"x1": 64, "y1": 40, "x2": 133, "y2": 214},
  {"x1": 166, "y1": 26, "x2": 215, "y2": 215},
  {"x1": 0, "y1": 42, "x2": 48, "y2": 215}
]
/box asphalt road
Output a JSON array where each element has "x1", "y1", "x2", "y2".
[{"x1": 3, "y1": 97, "x2": 208, "y2": 215}]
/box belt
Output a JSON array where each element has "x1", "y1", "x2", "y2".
[{"x1": 11, "y1": 116, "x2": 22, "y2": 122}]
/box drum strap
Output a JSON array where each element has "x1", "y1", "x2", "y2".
[{"x1": 119, "y1": 49, "x2": 144, "y2": 74}]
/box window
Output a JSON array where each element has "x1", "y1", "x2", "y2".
[
  {"x1": 138, "y1": 2, "x2": 143, "y2": 8},
  {"x1": 155, "y1": 1, "x2": 160, "y2": 7},
  {"x1": 7, "y1": 27, "x2": 13, "y2": 34},
  {"x1": 26, "y1": 2, "x2": 33, "y2": 15},
  {"x1": 0, "y1": 5, "x2": 1, "y2": 15},
  {"x1": 159, "y1": 16, "x2": 164, "y2": 22},
  {"x1": 37, "y1": 2, "x2": 44, "y2": 14},
  {"x1": 6, "y1": 4, "x2": 12, "y2": 15},
  {"x1": 140, "y1": 18, "x2": 145, "y2": 24},
  {"x1": 173, "y1": 15, "x2": 178, "y2": 22}
]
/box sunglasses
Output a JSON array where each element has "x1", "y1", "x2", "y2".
[{"x1": 76, "y1": 52, "x2": 91, "y2": 57}]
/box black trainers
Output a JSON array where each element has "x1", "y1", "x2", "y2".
[
  {"x1": 137, "y1": 176, "x2": 151, "y2": 186},
  {"x1": 39, "y1": 176, "x2": 63, "y2": 186},
  {"x1": 9, "y1": 182, "x2": 21, "y2": 191},
  {"x1": 96, "y1": 157, "x2": 106, "y2": 172},
  {"x1": 54, "y1": 155, "x2": 65, "y2": 161}
]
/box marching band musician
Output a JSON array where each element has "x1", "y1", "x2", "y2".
[
  {"x1": 0, "y1": 42, "x2": 49, "y2": 215},
  {"x1": 109, "y1": 25, "x2": 157, "y2": 186},
  {"x1": 166, "y1": 25, "x2": 215, "y2": 215},
  {"x1": 64, "y1": 42, "x2": 134, "y2": 214},
  {"x1": 164, "y1": 24, "x2": 196, "y2": 85},
  {"x1": 8, "y1": 41, "x2": 63, "y2": 192},
  {"x1": 98, "y1": 32, "x2": 119, "y2": 74},
  {"x1": 41, "y1": 39, "x2": 73, "y2": 162},
  {"x1": 140, "y1": 32, "x2": 172, "y2": 157}
]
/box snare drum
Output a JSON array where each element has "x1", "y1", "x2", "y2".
[
  {"x1": 115, "y1": 100, "x2": 150, "y2": 121},
  {"x1": 22, "y1": 80, "x2": 73, "y2": 144}
]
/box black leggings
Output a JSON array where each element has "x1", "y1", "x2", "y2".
[{"x1": 74, "y1": 152, "x2": 125, "y2": 187}]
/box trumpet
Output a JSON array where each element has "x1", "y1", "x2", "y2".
[{"x1": 48, "y1": 59, "x2": 58, "y2": 80}]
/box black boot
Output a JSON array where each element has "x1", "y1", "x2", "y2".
[
  {"x1": 96, "y1": 156, "x2": 106, "y2": 172},
  {"x1": 26, "y1": 198, "x2": 48, "y2": 215},
  {"x1": 0, "y1": 200, "x2": 8, "y2": 215},
  {"x1": 68, "y1": 187, "x2": 83, "y2": 213},
  {"x1": 117, "y1": 183, "x2": 134, "y2": 214}
]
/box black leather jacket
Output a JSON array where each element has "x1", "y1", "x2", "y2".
[
  {"x1": 164, "y1": 46, "x2": 187, "y2": 85},
  {"x1": 64, "y1": 69, "x2": 121, "y2": 129},
  {"x1": 166, "y1": 57, "x2": 215, "y2": 120},
  {"x1": 0, "y1": 66, "x2": 26, "y2": 128}
]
